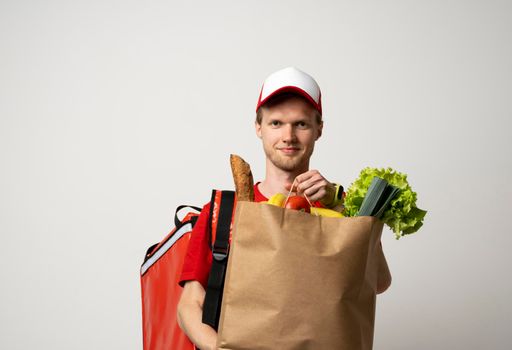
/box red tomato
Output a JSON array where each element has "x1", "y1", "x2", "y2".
[{"x1": 284, "y1": 196, "x2": 311, "y2": 213}]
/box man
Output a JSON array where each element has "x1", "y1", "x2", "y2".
[{"x1": 177, "y1": 67, "x2": 391, "y2": 350}]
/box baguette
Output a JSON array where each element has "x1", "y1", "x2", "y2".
[{"x1": 230, "y1": 154, "x2": 254, "y2": 202}]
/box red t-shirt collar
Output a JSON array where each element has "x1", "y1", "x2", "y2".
[{"x1": 253, "y1": 182, "x2": 268, "y2": 202}]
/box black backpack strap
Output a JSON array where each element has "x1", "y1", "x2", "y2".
[
  {"x1": 174, "y1": 205, "x2": 202, "y2": 228},
  {"x1": 143, "y1": 205, "x2": 201, "y2": 265},
  {"x1": 202, "y1": 190, "x2": 236, "y2": 330}
]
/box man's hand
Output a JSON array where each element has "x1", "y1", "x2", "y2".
[{"x1": 285, "y1": 170, "x2": 336, "y2": 206}]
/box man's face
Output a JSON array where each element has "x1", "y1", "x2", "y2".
[{"x1": 255, "y1": 96, "x2": 323, "y2": 172}]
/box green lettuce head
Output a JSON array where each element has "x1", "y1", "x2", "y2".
[{"x1": 344, "y1": 167, "x2": 427, "y2": 239}]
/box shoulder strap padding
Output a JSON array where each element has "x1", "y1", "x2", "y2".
[{"x1": 202, "y1": 190, "x2": 236, "y2": 330}]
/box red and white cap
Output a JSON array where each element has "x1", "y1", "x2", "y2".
[{"x1": 256, "y1": 67, "x2": 322, "y2": 115}]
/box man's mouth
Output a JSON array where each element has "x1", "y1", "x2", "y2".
[{"x1": 278, "y1": 147, "x2": 301, "y2": 154}]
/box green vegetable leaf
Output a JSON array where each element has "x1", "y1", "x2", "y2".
[{"x1": 344, "y1": 167, "x2": 427, "y2": 239}]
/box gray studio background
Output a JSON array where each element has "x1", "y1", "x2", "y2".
[{"x1": 1, "y1": 1, "x2": 511, "y2": 349}]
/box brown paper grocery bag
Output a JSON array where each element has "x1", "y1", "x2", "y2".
[{"x1": 217, "y1": 201, "x2": 384, "y2": 350}]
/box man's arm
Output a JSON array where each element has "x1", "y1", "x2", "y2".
[
  {"x1": 177, "y1": 281, "x2": 218, "y2": 350},
  {"x1": 376, "y1": 242, "x2": 392, "y2": 294}
]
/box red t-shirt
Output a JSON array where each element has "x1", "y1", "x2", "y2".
[
  {"x1": 178, "y1": 184, "x2": 268, "y2": 288},
  {"x1": 178, "y1": 183, "x2": 324, "y2": 288}
]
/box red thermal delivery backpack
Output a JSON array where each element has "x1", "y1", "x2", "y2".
[
  {"x1": 140, "y1": 204, "x2": 200, "y2": 350},
  {"x1": 140, "y1": 190, "x2": 236, "y2": 350}
]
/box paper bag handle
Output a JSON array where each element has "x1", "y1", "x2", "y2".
[{"x1": 284, "y1": 177, "x2": 316, "y2": 213}]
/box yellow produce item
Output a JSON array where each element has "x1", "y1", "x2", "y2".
[
  {"x1": 267, "y1": 193, "x2": 286, "y2": 207},
  {"x1": 310, "y1": 207, "x2": 344, "y2": 218}
]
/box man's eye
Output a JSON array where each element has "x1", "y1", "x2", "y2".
[
  {"x1": 270, "y1": 120, "x2": 281, "y2": 126},
  {"x1": 296, "y1": 121, "x2": 308, "y2": 128}
]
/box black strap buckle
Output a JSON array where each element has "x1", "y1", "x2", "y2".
[{"x1": 212, "y1": 245, "x2": 229, "y2": 261}]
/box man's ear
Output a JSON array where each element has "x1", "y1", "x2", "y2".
[
  {"x1": 255, "y1": 121, "x2": 262, "y2": 139},
  {"x1": 316, "y1": 121, "x2": 323, "y2": 140}
]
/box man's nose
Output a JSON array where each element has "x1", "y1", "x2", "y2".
[{"x1": 281, "y1": 124, "x2": 296, "y2": 143}]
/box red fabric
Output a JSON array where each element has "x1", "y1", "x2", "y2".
[
  {"x1": 178, "y1": 183, "x2": 325, "y2": 289},
  {"x1": 179, "y1": 184, "x2": 267, "y2": 288},
  {"x1": 141, "y1": 212, "x2": 198, "y2": 350},
  {"x1": 177, "y1": 204, "x2": 213, "y2": 289}
]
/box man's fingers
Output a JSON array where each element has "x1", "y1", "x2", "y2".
[
  {"x1": 292, "y1": 170, "x2": 335, "y2": 203},
  {"x1": 296, "y1": 173, "x2": 326, "y2": 193},
  {"x1": 303, "y1": 182, "x2": 327, "y2": 201},
  {"x1": 287, "y1": 170, "x2": 332, "y2": 202},
  {"x1": 293, "y1": 170, "x2": 318, "y2": 185}
]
